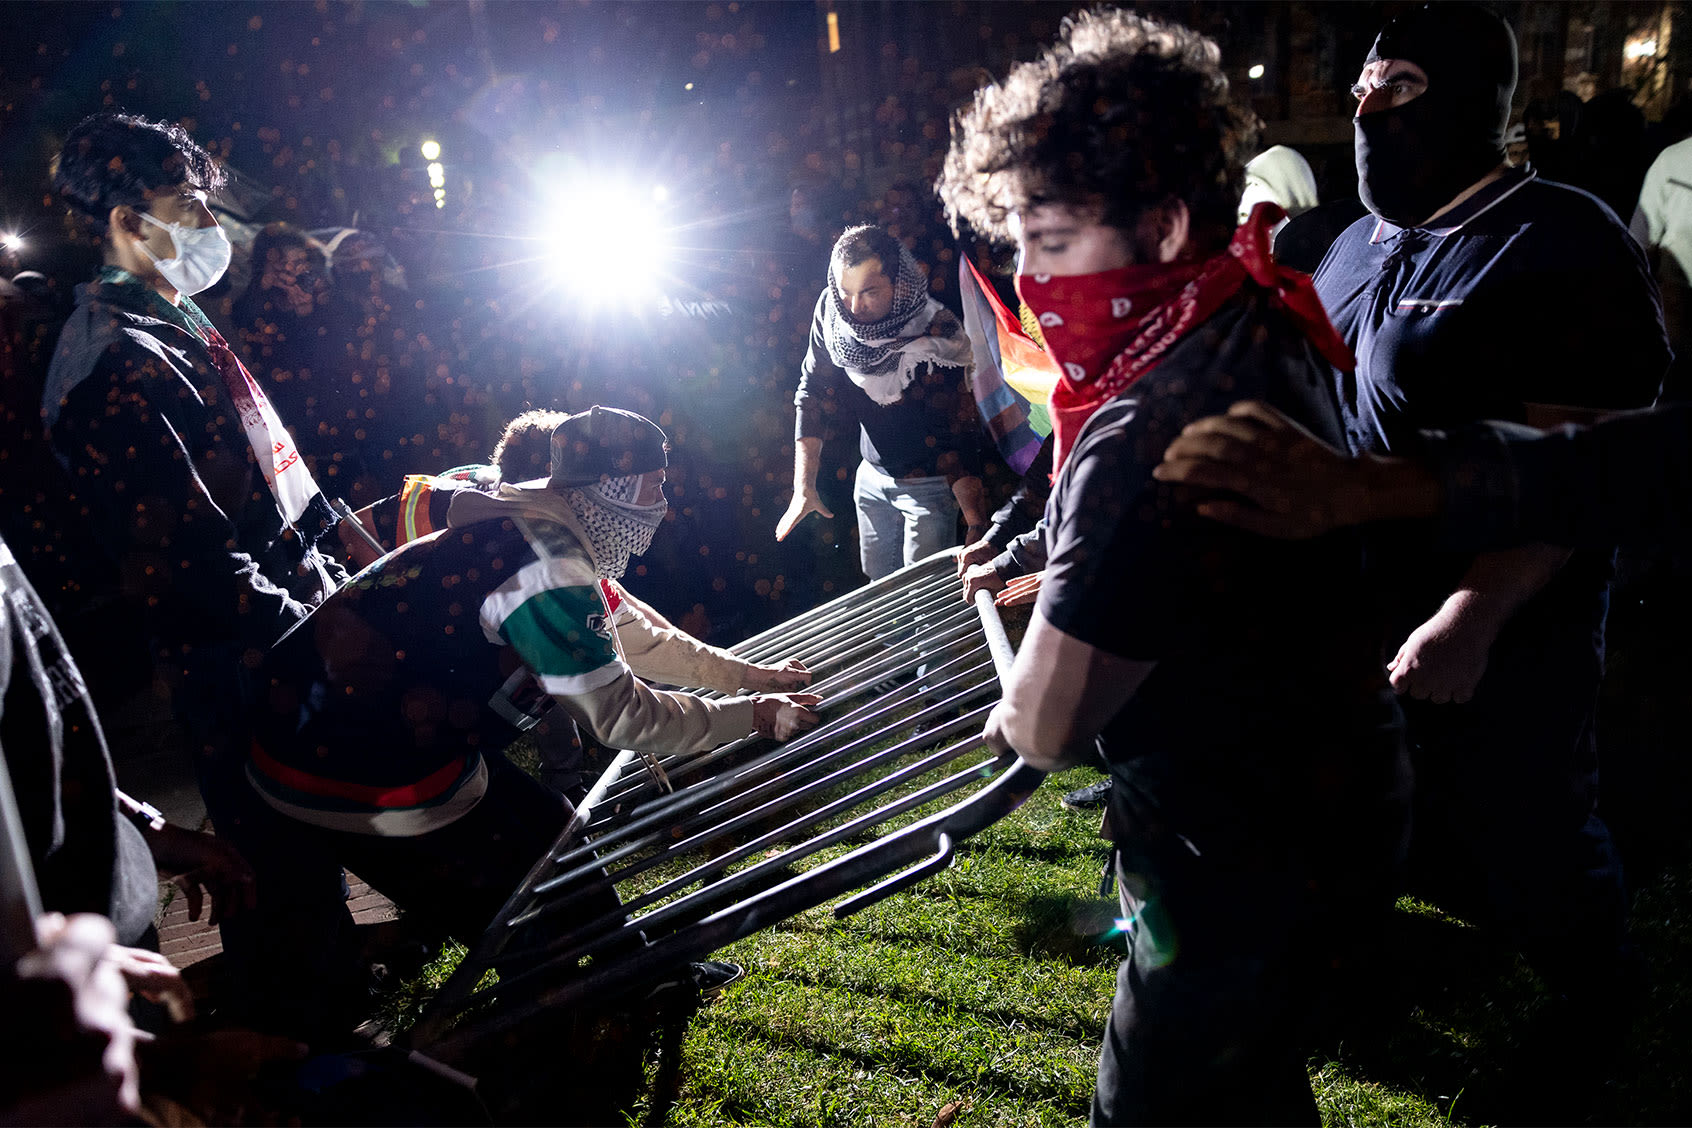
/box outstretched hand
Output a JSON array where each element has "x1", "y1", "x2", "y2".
[
  {"x1": 1152, "y1": 400, "x2": 1366, "y2": 539},
  {"x1": 742, "y1": 657, "x2": 813, "y2": 692},
  {"x1": 994, "y1": 571, "x2": 1043, "y2": 607},
  {"x1": 775, "y1": 489, "x2": 833, "y2": 541},
  {"x1": 752, "y1": 692, "x2": 824, "y2": 741}
]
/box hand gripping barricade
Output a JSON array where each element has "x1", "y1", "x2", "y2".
[{"x1": 407, "y1": 551, "x2": 1047, "y2": 1062}]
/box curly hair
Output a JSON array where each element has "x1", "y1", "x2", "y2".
[
  {"x1": 491, "y1": 409, "x2": 569, "y2": 483},
  {"x1": 938, "y1": 8, "x2": 1258, "y2": 256},
  {"x1": 52, "y1": 112, "x2": 225, "y2": 240}
]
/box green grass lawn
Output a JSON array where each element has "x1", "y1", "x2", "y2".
[
  {"x1": 615, "y1": 766, "x2": 1427, "y2": 1128},
  {"x1": 428, "y1": 744, "x2": 1692, "y2": 1127},
  {"x1": 598, "y1": 765, "x2": 1692, "y2": 1128}
]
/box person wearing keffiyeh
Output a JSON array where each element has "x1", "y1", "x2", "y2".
[
  {"x1": 779, "y1": 224, "x2": 992, "y2": 579},
  {"x1": 940, "y1": 10, "x2": 1409, "y2": 1124}
]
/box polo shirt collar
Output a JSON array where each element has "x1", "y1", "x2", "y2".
[{"x1": 1367, "y1": 164, "x2": 1536, "y2": 244}]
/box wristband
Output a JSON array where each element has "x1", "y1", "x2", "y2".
[{"x1": 124, "y1": 799, "x2": 167, "y2": 833}]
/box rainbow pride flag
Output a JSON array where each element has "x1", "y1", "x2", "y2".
[{"x1": 958, "y1": 255, "x2": 1057, "y2": 475}]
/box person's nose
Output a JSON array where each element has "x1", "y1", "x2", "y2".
[{"x1": 1355, "y1": 87, "x2": 1392, "y2": 117}]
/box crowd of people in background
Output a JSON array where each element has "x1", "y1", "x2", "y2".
[{"x1": 13, "y1": 0, "x2": 1692, "y2": 1123}]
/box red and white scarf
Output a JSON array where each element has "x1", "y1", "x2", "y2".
[
  {"x1": 193, "y1": 322, "x2": 323, "y2": 525},
  {"x1": 1017, "y1": 203, "x2": 1354, "y2": 475}
]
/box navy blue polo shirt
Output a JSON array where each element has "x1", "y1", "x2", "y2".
[
  {"x1": 1314, "y1": 166, "x2": 1668, "y2": 458},
  {"x1": 1316, "y1": 165, "x2": 1672, "y2": 665}
]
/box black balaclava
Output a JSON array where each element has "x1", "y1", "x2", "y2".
[{"x1": 1355, "y1": 3, "x2": 1517, "y2": 227}]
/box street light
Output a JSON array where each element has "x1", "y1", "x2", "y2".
[{"x1": 420, "y1": 139, "x2": 442, "y2": 161}]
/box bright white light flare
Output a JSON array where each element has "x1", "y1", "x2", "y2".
[{"x1": 537, "y1": 179, "x2": 670, "y2": 308}]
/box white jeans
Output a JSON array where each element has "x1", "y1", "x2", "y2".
[{"x1": 853, "y1": 461, "x2": 959, "y2": 580}]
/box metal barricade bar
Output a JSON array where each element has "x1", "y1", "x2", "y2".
[
  {"x1": 408, "y1": 553, "x2": 1046, "y2": 1057},
  {"x1": 589, "y1": 619, "x2": 987, "y2": 816}
]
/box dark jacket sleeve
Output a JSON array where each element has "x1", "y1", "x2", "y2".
[
  {"x1": 1429, "y1": 406, "x2": 1692, "y2": 551},
  {"x1": 48, "y1": 343, "x2": 306, "y2": 653},
  {"x1": 991, "y1": 521, "x2": 1048, "y2": 580},
  {"x1": 795, "y1": 293, "x2": 845, "y2": 444}
]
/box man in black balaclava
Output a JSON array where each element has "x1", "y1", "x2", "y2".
[
  {"x1": 1352, "y1": 2, "x2": 1515, "y2": 227},
  {"x1": 1312, "y1": 4, "x2": 1670, "y2": 1117}
]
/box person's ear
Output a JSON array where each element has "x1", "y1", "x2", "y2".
[
  {"x1": 108, "y1": 204, "x2": 144, "y2": 243},
  {"x1": 1129, "y1": 199, "x2": 1191, "y2": 265},
  {"x1": 1149, "y1": 199, "x2": 1191, "y2": 264}
]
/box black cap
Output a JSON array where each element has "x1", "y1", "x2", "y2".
[{"x1": 548, "y1": 406, "x2": 669, "y2": 488}]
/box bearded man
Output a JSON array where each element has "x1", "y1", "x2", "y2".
[{"x1": 777, "y1": 224, "x2": 990, "y2": 579}]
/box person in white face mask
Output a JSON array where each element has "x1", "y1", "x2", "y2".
[{"x1": 41, "y1": 112, "x2": 360, "y2": 1038}]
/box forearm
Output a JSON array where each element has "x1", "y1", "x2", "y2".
[
  {"x1": 792, "y1": 436, "x2": 824, "y2": 493},
  {"x1": 556, "y1": 670, "x2": 756, "y2": 755},
  {"x1": 993, "y1": 523, "x2": 1048, "y2": 581},
  {"x1": 951, "y1": 476, "x2": 988, "y2": 528},
  {"x1": 985, "y1": 454, "x2": 1051, "y2": 549},
  {"x1": 990, "y1": 612, "x2": 1154, "y2": 770},
  {"x1": 1442, "y1": 543, "x2": 1572, "y2": 633},
  {"x1": 1427, "y1": 408, "x2": 1692, "y2": 551},
  {"x1": 613, "y1": 597, "x2": 747, "y2": 693}
]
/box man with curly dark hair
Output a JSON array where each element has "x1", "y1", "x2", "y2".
[
  {"x1": 42, "y1": 111, "x2": 358, "y2": 1037},
  {"x1": 777, "y1": 223, "x2": 991, "y2": 579},
  {"x1": 942, "y1": 10, "x2": 1410, "y2": 1123}
]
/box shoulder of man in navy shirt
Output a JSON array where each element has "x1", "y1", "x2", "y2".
[{"x1": 1316, "y1": 166, "x2": 1669, "y2": 458}]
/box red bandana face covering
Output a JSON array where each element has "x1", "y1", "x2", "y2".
[{"x1": 1016, "y1": 203, "x2": 1354, "y2": 475}]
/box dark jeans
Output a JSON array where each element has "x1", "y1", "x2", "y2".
[
  {"x1": 1403, "y1": 636, "x2": 1630, "y2": 1000},
  {"x1": 1094, "y1": 723, "x2": 1410, "y2": 1126},
  {"x1": 184, "y1": 664, "x2": 365, "y2": 1039}
]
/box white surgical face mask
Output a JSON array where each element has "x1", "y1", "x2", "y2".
[{"x1": 136, "y1": 210, "x2": 232, "y2": 296}]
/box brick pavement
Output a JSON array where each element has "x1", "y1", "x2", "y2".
[{"x1": 156, "y1": 874, "x2": 398, "y2": 968}]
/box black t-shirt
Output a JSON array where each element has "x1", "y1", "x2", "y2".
[{"x1": 1037, "y1": 292, "x2": 1401, "y2": 847}]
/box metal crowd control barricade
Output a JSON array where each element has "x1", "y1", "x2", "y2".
[{"x1": 409, "y1": 552, "x2": 1046, "y2": 1061}]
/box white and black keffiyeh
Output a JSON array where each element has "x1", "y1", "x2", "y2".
[
  {"x1": 566, "y1": 472, "x2": 668, "y2": 580},
  {"x1": 821, "y1": 242, "x2": 971, "y2": 406}
]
